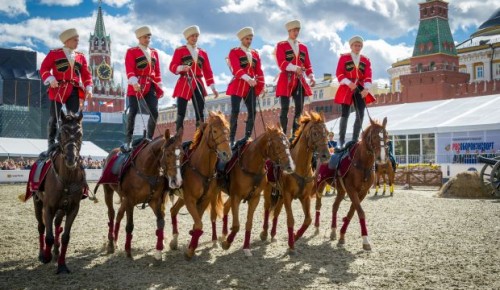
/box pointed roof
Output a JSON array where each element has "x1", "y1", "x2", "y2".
[{"x1": 93, "y1": 0, "x2": 107, "y2": 38}]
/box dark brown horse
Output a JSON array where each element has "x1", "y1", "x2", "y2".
[
  {"x1": 219, "y1": 125, "x2": 295, "y2": 256},
  {"x1": 99, "y1": 128, "x2": 183, "y2": 261},
  {"x1": 260, "y1": 111, "x2": 330, "y2": 254},
  {"x1": 374, "y1": 158, "x2": 395, "y2": 196},
  {"x1": 324, "y1": 117, "x2": 388, "y2": 250},
  {"x1": 169, "y1": 111, "x2": 231, "y2": 260},
  {"x1": 32, "y1": 111, "x2": 86, "y2": 274}
]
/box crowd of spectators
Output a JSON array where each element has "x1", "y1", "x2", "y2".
[{"x1": 0, "y1": 157, "x2": 105, "y2": 170}]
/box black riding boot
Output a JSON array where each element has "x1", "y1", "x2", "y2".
[
  {"x1": 146, "y1": 117, "x2": 156, "y2": 140},
  {"x1": 291, "y1": 117, "x2": 300, "y2": 139},
  {"x1": 175, "y1": 114, "x2": 184, "y2": 132},
  {"x1": 244, "y1": 116, "x2": 254, "y2": 139},
  {"x1": 352, "y1": 117, "x2": 363, "y2": 142},
  {"x1": 46, "y1": 118, "x2": 58, "y2": 153},
  {"x1": 230, "y1": 113, "x2": 238, "y2": 146},
  {"x1": 124, "y1": 113, "x2": 135, "y2": 150},
  {"x1": 338, "y1": 117, "x2": 348, "y2": 149}
]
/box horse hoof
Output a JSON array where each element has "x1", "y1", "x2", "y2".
[
  {"x1": 243, "y1": 249, "x2": 253, "y2": 257},
  {"x1": 154, "y1": 250, "x2": 162, "y2": 261},
  {"x1": 169, "y1": 240, "x2": 178, "y2": 251},
  {"x1": 390, "y1": 192, "x2": 394, "y2": 197},
  {"x1": 212, "y1": 240, "x2": 219, "y2": 248},
  {"x1": 40, "y1": 253, "x2": 52, "y2": 264},
  {"x1": 287, "y1": 248, "x2": 296, "y2": 256},
  {"x1": 337, "y1": 238, "x2": 345, "y2": 246},
  {"x1": 106, "y1": 243, "x2": 115, "y2": 254},
  {"x1": 126, "y1": 251, "x2": 133, "y2": 259},
  {"x1": 314, "y1": 227, "x2": 320, "y2": 235},
  {"x1": 363, "y1": 243, "x2": 372, "y2": 251},
  {"x1": 221, "y1": 241, "x2": 231, "y2": 250},
  {"x1": 56, "y1": 264, "x2": 71, "y2": 274},
  {"x1": 330, "y1": 230, "x2": 337, "y2": 241},
  {"x1": 259, "y1": 232, "x2": 268, "y2": 241},
  {"x1": 184, "y1": 249, "x2": 195, "y2": 261},
  {"x1": 271, "y1": 237, "x2": 277, "y2": 243}
]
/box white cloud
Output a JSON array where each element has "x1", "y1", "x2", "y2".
[
  {"x1": 100, "y1": 0, "x2": 132, "y2": 8},
  {"x1": 0, "y1": 0, "x2": 28, "y2": 16},
  {"x1": 220, "y1": 0, "x2": 262, "y2": 14},
  {"x1": 40, "y1": 0, "x2": 83, "y2": 6}
]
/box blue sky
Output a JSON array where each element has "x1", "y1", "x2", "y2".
[{"x1": 0, "y1": 0, "x2": 496, "y2": 107}]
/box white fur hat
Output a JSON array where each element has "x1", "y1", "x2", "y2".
[
  {"x1": 183, "y1": 25, "x2": 200, "y2": 39},
  {"x1": 349, "y1": 35, "x2": 364, "y2": 46},
  {"x1": 135, "y1": 26, "x2": 152, "y2": 38},
  {"x1": 59, "y1": 28, "x2": 78, "y2": 44},
  {"x1": 237, "y1": 27, "x2": 254, "y2": 40},
  {"x1": 285, "y1": 20, "x2": 301, "y2": 31}
]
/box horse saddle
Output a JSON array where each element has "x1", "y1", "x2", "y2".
[
  {"x1": 328, "y1": 141, "x2": 357, "y2": 170},
  {"x1": 97, "y1": 140, "x2": 149, "y2": 186},
  {"x1": 23, "y1": 158, "x2": 53, "y2": 201},
  {"x1": 315, "y1": 142, "x2": 360, "y2": 188}
]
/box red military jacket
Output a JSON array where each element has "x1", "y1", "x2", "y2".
[
  {"x1": 275, "y1": 40, "x2": 313, "y2": 97},
  {"x1": 334, "y1": 53, "x2": 375, "y2": 105},
  {"x1": 40, "y1": 48, "x2": 93, "y2": 103},
  {"x1": 125, "y1": 46, "x2": 164, "y2": 98},
  {"x1": 226, "y1": 47, "x2": 265, "y2": 98},
  {"x1": 169, "y1": 45, "x2": 215, "y2": 100}
]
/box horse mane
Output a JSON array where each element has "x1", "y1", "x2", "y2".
[
  {"x1": 290, "y1": 111, "x2": 322, "y2": 148},
  {"x1": 189, "y1": 123, "x2": 208, "y2": 150}
]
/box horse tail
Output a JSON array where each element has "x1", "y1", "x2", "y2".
[{"x1": 269, "y1": 187, "x2": 280, "y2": 219}]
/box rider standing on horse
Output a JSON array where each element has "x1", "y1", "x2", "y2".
[
  {"x1": 124, "y1": 26, "x2": 165, "y2": 150},
  {"x1": 275, "y1": 20, "x2": 316, "y2": 140},
  {"x1": 40, "y1": 28, "x2": 93, "y2": 152},
  {"x1": 226, "y1": 27, "x2": 265, "y2": 146},
  {"x1": 334, "y1": 36, "x2": 375, "y2": 149},
  {"x1": 170, "y1": 25, "x2": 219, "y2": 131}
]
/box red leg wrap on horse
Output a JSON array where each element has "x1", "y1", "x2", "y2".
[
  {"x1": 295, "y1": 224, "x2": 309, "y2": 240},
  {"x1": 331, "y1": 213, "x2": 337, "y2": 229},
  {"x1": 287, "y1": 227, "x2": 294, "y2": 249},
  {"x1": 57, "y1": 244, "x2": 68, "y2": 265},
  {"x1": 360, "y1": 218, "x2": 368, "y2": 236},
  {"x1": 43, "y1": 241, "x2": 53, "y2": 260},
  {"x1": 271, "y1": 217, "x2": 278, "y2": 237},
  {"x1": 188, "y1": 229, "x2": 204, "y2": 250},
  {"x1": 155, "y1": 229, "x2": 164, "y2": 251},
  {"x1": 243, "y1": 230, "x2": 251, "y2": 249},
  {"x1": 113, "y1": 222, "x2": 120, "y2": 242},
  {"x1": 314, "y1": 211, "x2": 320, "y2": 228},
  {"x1": 211, "y1": 221, "x2": 217, "y2": 241},
  {"x1": 222, "y1": 215, "x2": 228, "y2": 236},
  {"x1": 125, "y1": 233, "x2": 133, "y2": 252},
  {"x1": 226, "y1": 230, "x2": 237, "y2": 244},
  {"x1": 39, "y1": 234, "x2": 45, "y2": 251},
  {"x1": 172, "y1": 215, "x2": 178, "y2": 235},
  {"x1": 263, "y1": 210, "x2": 269, "y2": 230},
  {"x1": 340, "y1": 217, "x2": 350, "y2": 234}
]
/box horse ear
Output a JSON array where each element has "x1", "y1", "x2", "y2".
[
  {"x1": 319, "y1": 111, "x2": 325, "y2": 121},
  {"x1": 383, "y1": 117, "x2": 387, "y2": 128},
  {"x1": 370, "y1": 118, "x2": 375, "y2": 126},
  {"x1": 164, "y1": 128, "x2": 171, "y2": 140},
  {"x1": 77, "y1": 110, "x2": 83, "y2": 122},
  {"x1": 209, "y1": 111, "x2": 215, "y2": 117}
]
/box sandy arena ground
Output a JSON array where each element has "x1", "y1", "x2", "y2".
[{"x1": 0, "y1": 183, "x2": 499, "y2": 289}]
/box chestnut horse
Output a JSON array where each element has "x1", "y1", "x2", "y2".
[
  {"x1": 169, "y1": 111, "x2": 231, "y2": 260},
  {"x1": 32, "y1": 111, "x2": 86, "y2": 274},
  {"x1": 260, "y1": 111, "x2": 330, "y2": 254},
  {"x1": 322, "y1": 117, "x2": 388, "y2": 250},
  {"x1": 98, "y1": 128, "x2": 183, "y2": 261},
  {"x1": 374, "y1": 158, "x2": 395, "y2": 196},
  {"x1": 219, "y1": 125, "x2": 295, "y2": 256}
]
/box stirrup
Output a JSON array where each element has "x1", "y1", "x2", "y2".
[{"x1": 120, "y1": 142, "x2": 132, "y2": 153}]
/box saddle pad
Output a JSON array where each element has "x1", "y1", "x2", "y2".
[
  {"x1": 23, "y1": 159, "x2": 52, "y2": 201},
  {"x1": 315, "y1": 163, "x2": 336, "y2": 188},
  {"x1": 223, "y1": 141, "x2": 251, "y2": 175},
  {"x1": 97, "y1": 142, "x2": 149, "y2": 186}
]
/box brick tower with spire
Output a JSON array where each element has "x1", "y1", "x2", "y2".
[
  {"x1": 88, "y1": 0, "x2": 124, "y2": 112},
  {"x1": 399, "y1": 0, "x2": 469, "y2": 102}
]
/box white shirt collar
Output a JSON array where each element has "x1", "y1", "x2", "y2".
[{"x1": 240, "y1": 45, "x2": 251, "y2": 52}]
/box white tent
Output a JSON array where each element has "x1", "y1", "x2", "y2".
[
  {"x1": 325, "y1": 94, "x2": 500, "y2": 136},
  {"x1": 0, "y1": 137, "x2": 109, "y2": 160}
]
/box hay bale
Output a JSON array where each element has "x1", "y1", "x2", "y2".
[{"x1": 437, "y1": 171, "x2": 493, "y2": 198}]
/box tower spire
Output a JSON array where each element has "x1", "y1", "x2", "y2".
[{"x1": 94, "y1": 0, "x2": 106, "y2": 38}]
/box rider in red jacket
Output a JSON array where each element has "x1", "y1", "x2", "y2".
[
  {"x1": 39, "y1": 28, "x2": 93, "y2": 151},
  {"x1": 334, "y1": 35, "x2": 375, "y2": 148},
  {"x1": 226, "y1": 27, "x2": 265, "y2": 145}
]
